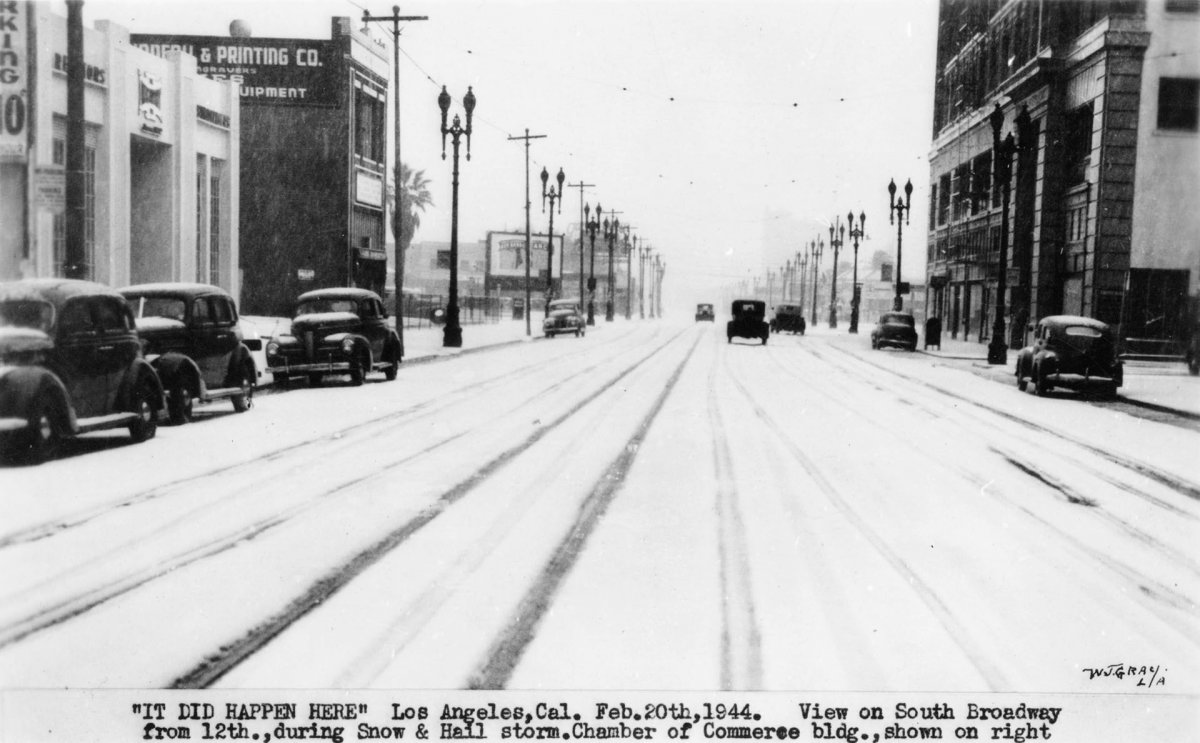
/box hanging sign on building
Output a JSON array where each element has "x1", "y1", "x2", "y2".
[
  {"x1": 131, "y1": 35, "x2": 339, "y2": 107},
  {"x1": 137, "y1": 70, "x2": 164, "y2": 136},
  {"x1": 0, "y1": 1, "x2": 28, "y2": 161}
]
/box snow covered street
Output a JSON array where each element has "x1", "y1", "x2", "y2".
[{"x1": 1, "y1": 320, "x2": 1197, "y2": 693}]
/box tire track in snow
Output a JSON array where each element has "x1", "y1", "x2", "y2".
[
  {"x1": 723, "y1": 365, "x2": 1011, "y2": 691},
  {"x1": 818, "y1": 343, "x2": 1200, "y2": 504},
  {"x1": 763, "y1": 344, "x2": 1200, "y2": 641},
  {"x1": 170, "y1": 328, "x2": 691, "y2": 688},
  {"x1": 0, "y1": 327, "x2": 647, "y2": 550},
  {"x1": 465, "y1": 333, "x2": 702, "y2": 689},
  {"x1": 0, "y1": 329, "x2": 669, "y2": 652},
  {"x1": 706, "y1": 359, "x2": 765, "y2": 690}
]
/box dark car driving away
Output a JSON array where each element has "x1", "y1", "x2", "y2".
[
  {"x1": 727, "y1": 299, "x2": 769, "y2": 345},
  {"x1": 0, "y1": 279, "x2": 163, "y2": 463},
  {"x1": 871, "y1": 312, "x2": 918, "y2": 351},
  {"x1": 121, "y1": 283, "x2": 256, "y2": 423},
  {"x1": 266, "y1": 287, "x2": 402, "y2": 387},
  {"x1": 1016, "y1": 315, "x2": 1123, "y2": 398},
  {"x1": 543, "y1": 298, "x2": 586, "y2": 338},
  {"x1": 772, "y1": 303, "x2": 806, "y2": 335}
]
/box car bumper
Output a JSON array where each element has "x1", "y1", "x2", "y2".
[{"x1": 267, "y1": 354, "x2": 352, "y2": 375}]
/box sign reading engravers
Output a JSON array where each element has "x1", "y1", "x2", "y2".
[
  {"x1": 131, "y1": 35, "x2": 338, "y2": 106},
  {"x1": 486, "y1": 231, "x2": 565, "y2": 291}
]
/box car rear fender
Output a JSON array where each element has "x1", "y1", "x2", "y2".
[
  {"x1": 0, "y1": 367, "x2": 76, "y2": 433},
  {"x1": 117, "y1": 359, "x2": 164, "y2": 413},
  {"x1": 153, "y1": 353, "x2": 202, "y2": 396}
]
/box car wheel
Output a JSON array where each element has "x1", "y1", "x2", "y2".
[
  {"x1": 232, "y1": 363, "x2": 254, "y2": 412},
  {"x1": 308, "y1": 373, "x2": 324, "y2": 388},
  {"x1": 761, "y1": 335, "x2": 768, "y2": 346},
  {"x1": 575, "y1": 329, "x2": 581, "y2": 337},
  {"x1": 727, "y1": 335, "x2": 732, "y2": 344},
  {"x1": 1188, "y1": 352, "x2": 1199, "y2": 376},
  {"x1": 348, "y1": 351, "x2": 367, "y2": 386},
  {"x1": 167, "y1": 378, "x2": 194, "y2": 425},
  {"x1": 127, "y1": 380, "x2": 158, "y2": 443},
  {"x1": 9, "y1": 392, "x2": 63, "y2": 465},
  {"x1": 383, "y1": 344, "x2": 400, "y2": 381},
  {"x1": 1016, "y1": 369, "x2": 1028, "y2": 392},
  {"x1": 1034, "y1": 365, "x2": 1052, "y2": 397}
]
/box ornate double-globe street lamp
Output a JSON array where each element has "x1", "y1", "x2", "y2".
[
  {"x1": 584, "y1": 203, "x2": 601, "y2": 325},
  {"x1": 846, "y1": 211, "x2": 866, "y2": 333},
  {"x1": 887, "y1": 178, "x2": 913, "y2": 312},
  {"x1": 638, "y1": 242, "x2": 648, "y2": 319},
  {"x1": 809, "y1": 236, "x2": 823, "y2": 326},
  {"x1": 540, "y1": 166, "x2": 565, "y2": 316},
  {"x1": 437, "y1": 85, "x2": 475, "y2": 348},
  {"x1": 603, "y1": 211, "x2": 621, "y2": 321},
  {"x1": 828, "y1": 217, "x2": 845, "y2": 328},
  {"x1": 987, "y1": 103, "x2": 1027, "y2": 365}
]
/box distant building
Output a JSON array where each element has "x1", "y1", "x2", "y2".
[
  {"x1": 925, "y1": 0, "x2": 1199, "y2": 349},
  {"x1": 133, "y1": 18, "x2": 390, "y2": 315},
  {"x1": 0, "y1": 6, "x2": 239, "y2": 291}
]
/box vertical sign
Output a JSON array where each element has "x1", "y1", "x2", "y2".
[
  {"x1": 137, "y1": 70, "x2": 163, "y2": 136},
  {"x1": 0, "y1": 0, "x2": 28, "y2": 161}
]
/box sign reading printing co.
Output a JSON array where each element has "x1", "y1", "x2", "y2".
[{"x1": 131, "y1": 35, "x2": 338, "y2": 106}]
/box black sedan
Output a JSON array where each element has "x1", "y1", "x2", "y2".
[
  {"x1": 1016, "y1": 315, "x2": 1123, "y2": 397},
  {"x1": 871, "y1": 312, "x2": 918, "y2": 351},
  {"x1": 543, "y1": 299, "x2": 586, "y2": 338}
]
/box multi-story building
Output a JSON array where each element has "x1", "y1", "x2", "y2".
[
  {"x1": 925, "y1": 0, "x2": 1199, "y2": 350},
  {"x1": 0, "y1": 5, "x2": 240, "y2": 290},
  {"x1": 133, "y1": 18, "x2": 390, "y2": 316}
]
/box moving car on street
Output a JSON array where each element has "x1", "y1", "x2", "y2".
[
  {"x1": 772, "y1": 303, "x2": 807, "y2": 335},
  {"x1": 120, "y1": 283, "x2": 256, "y2": 423},
  {"x1": 266, "y1": 288, "x2": 402, "y2": 387},
  {"x1": 727, "y1": 299, "x2": 769, "y2": 345},
  {"x1": 1016, "y1": 315, "x2": 1123, "y2": 398},
  {"x1": 695, "y1": 303, "x2": 715, "y2": 322},
  {"x1": 0, "y1": 279, "x2": 163, "y2": 463},
  {"x1": 543, "y1": 298, "x2": 586, "y2": 338},
  {"x1": 871, "y1": 312, "x2": 918, "y2": 351}
]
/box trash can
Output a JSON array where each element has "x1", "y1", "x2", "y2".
[
  {"x1": 512, "y1": 298, "x2": 525, "y2": 321},
  {"x1": 924, "y1": 317, "x2": 942, "y2": 350}
]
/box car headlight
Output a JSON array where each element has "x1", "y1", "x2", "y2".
[
  {"x1": 341, "y1": 338, "x2": 355, "y2": 354},
  {"x1": 266, "y1": 341, "x2": 279, "y2": 356}
]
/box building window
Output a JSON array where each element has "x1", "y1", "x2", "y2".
[
  {"x1": 1165, "y1": 0, "x2": 1199, "y2": 13},
  {"x1": 354, "y1": 87, "x2": 386, "y2": 164},
  {"x1": 937, "y1": 173, "x2": 951, "y2": 226},
  {"x1": 1157, "y1": 77, "x2": 1199, "y2": 132},
  {"x1": 196, "y1": 159, "x2": 206, "y2": 282},
  {"x1": 1064, "y1": 102, "x2": 1093, "y2": 185},
  {"x1": 210, "y1": 170, "x2": 221, "y2": 286},
  {"x1": 437, "y1": 250, "x2": 452, "y2": 269}
]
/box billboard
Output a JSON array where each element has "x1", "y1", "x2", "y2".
[
  {"x1": 131, "y1": 35, "x2": 339, "y2": 106},
  {"x1": 0, "y1": 1, "x2": 28, "y2": 161},
  {"x1": 486, "y1": 231, "x2": 566, "y2": 289}
]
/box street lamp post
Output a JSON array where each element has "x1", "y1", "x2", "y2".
[
  {"x1": 507, "y1": 129, "x2": 547, "y2": 337},
  {"x1": 846, "y1": 211, "x2": 866, "y2": 333},
  {"x1": 887, "y1": 178, "x2": 913, "y2": 312},
  {"x1": 987, "y1": 103, "x2": 1024, "y2": 365},
  {"x1": 437, "y1": 85, "x2": 475, "y2": 348},
  {"x1": 798, "y1": 249, "x2": 807, "y2": 310},
  {"x1": 567, "y1": 181, "x2": 595, "y2": 307},
  {"x1": 603, "y1": 211, "x2": 620, "y2": 322},
  {"x1": 828, "y1": 217, "x2": 845, "y2": 328},
  {"x1": 585, "y1": 203, "x2": 600, "y2": 325},
  {"x1": 625, "y1": 231, "x2": 635, "y2": 319},
  {"x1": 540, "y1": 166, "x2": 565, "y2": 316},
  {"x1": 809, "y1": 237, "x2": 824, "y2": 325},
  {"x1": 638, "y1": 243, "x2": 647, "y2": 319}
]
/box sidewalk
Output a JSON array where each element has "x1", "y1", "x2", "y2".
[{"x1": 915, "y1": 330, "x2": 1200, "y2": 417}]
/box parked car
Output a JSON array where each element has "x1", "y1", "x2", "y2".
[
  {"x1": 727, "y1": 299, "x2": 769, "y2": 345},
  {"x1": 1016, "y1": 315, "x2": 1123, "y2": 397},
  {"x1": 120, "y1": 283, "x2": 255, "y2": 423},
  {"x1": 543, "y1": 298, "x2": 586, "y2": 338},
  {"x1": 695, "y1": 303, "x2": 715, "y2": 322},
  {"x1": 871, "y1": 312, "x2": 918, "y2": 351},
  {"x1": 266, "y1": 287, "x2": 402, "y2": 387},
  {"x1": 772, "y1": 303, "x2": 807, "y2": 335},
  {"x1": 0, "y1": 279, "x2": 163, "y2": 463}
]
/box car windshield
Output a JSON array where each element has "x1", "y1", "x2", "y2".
[
  {"x1": 1063, "y1": 326, "x2": 1103, "y2": 338},
  {"x1": 882, "y1": 313, "x2": 915, "y2": 326},
  {"x1": 698, "y1": 304, "x2": 712, "y2": 311},
  {"x1": 128, "y1": 296, "x2": 187, "y2": 321},
  {"x1": 296, "y1": 298, "x2": 357, "y2": 315},
  {"x1": 0, "y1": 300, "x2": 54, "y2": 332},
  {"x1": 549, "y1": 301, "x2": 578, "y2": 311}
]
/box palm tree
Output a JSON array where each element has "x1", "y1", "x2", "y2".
[{"x1": 388, "y1": 163, "x2": 434, "y2": 314}]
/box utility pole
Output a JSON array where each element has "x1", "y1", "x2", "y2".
[
  {"x1": 566, "y1": 181, "x2": 595, "y2": 304},
  {"x1": 363, "y1": 5, "x2": 427, "y2": 354},
  {"x1": 65, "y1": 0, "x2": 86, "y2": 279},
  {"x1": 507, "y1": 130, "x2": 547, "y2": 336}
]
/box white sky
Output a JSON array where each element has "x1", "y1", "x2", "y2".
[{"x1": 77, "y1": 0, "x2": 938, "y2": 305}]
